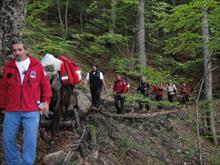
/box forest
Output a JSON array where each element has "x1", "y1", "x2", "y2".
[{"x1": 1, "y1": 0, "x2": 220, "y2": 164}]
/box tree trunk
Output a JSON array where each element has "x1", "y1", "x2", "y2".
[
  {"x1": 57, "y1": 0, "x2": 65, "y2": 37},
  {"x1": 64, "y1": 0, "x2": 69, "y2": 38},
  {"x1": 110, "y1": 0, "x2": 116, "y2": 33},
  {"x1": 137, "y1": 0, "x2": 146, "y2": 67},
  {"x1": 0, "y1": 0, "x2": 28, "y2": 57},
  {"x1": 80, "y1": 0, "x2": 84, "y2": 32},
  {"x1": 202, "y1": 8, "x2": 218, "y2": 146},
  {"x1": 171, "y1": 0, "x2": 176, "y2": 6}
]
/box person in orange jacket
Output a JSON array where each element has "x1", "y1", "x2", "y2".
[{"x1": 113, "y1": 74, "x2": 127, "y2": 114}]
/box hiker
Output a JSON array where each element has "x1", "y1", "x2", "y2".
[
  {"x1": 167, "y1": 80, "x2": 177, "y2": 102},
  {"x1": 113, "y1": 74, "x2": 127, "y2": 114},
  {"x1": 153, "y1": 83, "x2": 164, "y2": 111},
  {"x1": 86, "y1": 64, "x2": 107, "y2": 110},
  {"x1": 180, "y1": 83, "x2": 191, "y2": 104},
  {"x1": 137, "y1": 76, "x2": 151, "y2": 111},
  {"x1": 0, "y1": 37, "x2": 52, "y2": 165}
]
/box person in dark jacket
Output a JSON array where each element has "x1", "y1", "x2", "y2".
[
  {"x1": 86, "y1": 64, "x2": 107, "y2": 109},
  {"x1": 0, "y1": 37, "x2": 52, "y2": 165},
  {"x1": 137, "y1": 76, "x2": 151, "y2": 111},
  {"x1": 113, "y1": 74, "x2": 127, "y2": 114}
]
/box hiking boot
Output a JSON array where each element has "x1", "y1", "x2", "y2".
[{"x1": 97, "y1": 105, "x2": 102, "y2": 111}]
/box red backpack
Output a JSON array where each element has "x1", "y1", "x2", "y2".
[{"x1": 58, "y1": 55, "x2": 82, "y2": 85}]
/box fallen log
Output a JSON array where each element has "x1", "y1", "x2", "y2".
[{"x1": 100, "y1": 108, "x2": 187, "y2": 119}]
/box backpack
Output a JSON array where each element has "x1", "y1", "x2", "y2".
[{"x1": 58, "y1": 55, "x2": 82, "y2": 85}]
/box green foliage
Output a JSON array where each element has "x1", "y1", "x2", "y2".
[
  {"x1": 145, "y1": 1, "x2": 171, "y2": 48},
  {"x1": 207, "y1": 146, "x2": 220, "y2": 164},
  {"x1": 125, "y1": 93, "x2": 180, "y2": 108},
  {"x1": 121, "y1": 0, "x2": 138, "y2": 5},
  {"x1": 75, "y1": 32, "x2": 127, "y2": 57},
  {"x1": 24, "y1": 0, "x2": 74, "y2": 56},
  {"x1": 207, "y1": 156, "x2": 220, "y2": 165},
  {"x1": 26, "y1": 0, "x2": 53, "y2": 29},
  {"x1": 67, "y1": 162, "x2": 76, "y2": 165},
  {"x1": 110, "y1": 56, "x2": 137, "y2": 73},
  {"x1": 111, "y1": 56, "x2": 180, "y2": 84},
  {"x1": 152, "y1": 54, "x2": 202, "y2": 79},
  {"x1": 164, "y1": 32, "x2": 202, "y2": 55},
  {"x1": 24, "y1": 27, "x2": 75, "y2": 57},
  {"x1": 116, "y1": 132, "x2": 134, "y2": 153},
  {"x1": 97, "y1": 33, "x2": 127, "y2": 45},
  {"x1": 87, "y1": 124, "x2": 97, "y2": 140},
  {"x1": 116, "y1": 127, "x2": 153, "y2": 156},
  {"x1": 163, "y1": 0, "x2": 219, "y2": 56},
  {"x1": 184, "y1": 139, "x2": 198, "y2": 160},
  {"x1": 199, "y1": 99, "x2": 215, "y2": 113}
]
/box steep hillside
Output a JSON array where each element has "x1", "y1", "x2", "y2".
[{"x1": 0, "y1": 90, "x2": 219, "y2": 165}]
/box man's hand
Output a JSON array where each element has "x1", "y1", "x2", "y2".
[{"x1": 41, "y1": 102, "x2": 49, "y2": 113}]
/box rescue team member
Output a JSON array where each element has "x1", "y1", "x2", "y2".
[
  {"x1": 137, "y1": 76, "x2": 151, "y2": 111},
  {"x1": 113, "y1": 74, "x2": 127, "y2": 114},
  {"x1": 0, "y1": 37, "x2": 52, "y2": 165},
  {"x1": 86, "y1": 64, "x2": 107, "y2": 110},
  {"x1": 180, "y1": 83, "x2": 191, "y2": 104},
  {"x1": 167, "y1": 80, "x2": 177, "y2": 102},
  {"x1": 153, "y1": 83, "x2": 164, "y2": 111}
]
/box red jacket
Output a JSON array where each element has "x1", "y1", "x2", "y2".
[
  {"x1": 0, "y1": 56, "x2": 52, "y2": 112},
  {"x1": 153, "y1": 85, "x2": 164, "y2": 97},
  {"x1": 113, "y1": 78, "x2": 127, "y2": 94},
  {"x1": 180, "y1": 85, "x2": 190, "y2": 96}
]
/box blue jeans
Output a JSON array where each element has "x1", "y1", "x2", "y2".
[{"x1": 3, "y1": 111, "x2": 40, "y2": 165}]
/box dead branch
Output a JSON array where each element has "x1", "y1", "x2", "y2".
[{"x1": 196, "y1": 79, "x2": 204, "y2": 165}]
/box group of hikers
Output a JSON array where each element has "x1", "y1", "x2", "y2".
[
  {"x1": 85, "y1": 63, "x2": 192, "y2": 114},
  {"x1": 0, "y1": 36, "x2": 192, "y2": 164}
]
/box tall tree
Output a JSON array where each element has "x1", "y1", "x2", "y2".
[
  {"x1": 137, "y1": 0, "x2": 146, "y2": 67},
  {"x1": 164, "y1": 0, "x2": 219, "y2": 145},
  {"x1": 202, "y1": 6, "x2": 218, "y2": 146},
  {"x1": 110, "y1": 0, "x2": 117, "y2": 33},
  {"x1": 0, "y1": 0, "x2": 28, "y2": 56},
  {"x1": 64, "y1": 0, "x2": 69, "y2": 37},
  {"x1": 80, "y1": 0, "x2": 84, "y2": 32},
  {"x1": 57, "y1": 0, "x2": 65, "y2": 37}
]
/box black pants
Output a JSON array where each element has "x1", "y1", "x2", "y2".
[
  {"x1": 156, "y1": 95, "x2": 163, "y2": 110},
  {"x1": 168, "y1": 94, "x2": 175, "y2": 102},
  {"x1": 90, "y1": 87, "x2": 102, "y2": 107},
  {"x1": 139, "y1": 95, "x2": 150, "y2": 111},
  {"x1": 114, "y1": 94, "x2": 125, "y2": 114},
  {"x1": 181, "y1": 95, "x2": 189, "y2": 104}
]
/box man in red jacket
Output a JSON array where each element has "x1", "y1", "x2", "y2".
[
  {"x1": 0, "y1": 37, "x2": 52, "y2": 165},
  {"x1": 153, "y1": 83, "x2": 164, "y2": 111},
  {"x1": 113, "y1": 74, "x2": 127, "y2": 114},
  {"x1": 180, "y1": 83, "x2": 191, "y2": 104}
]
